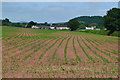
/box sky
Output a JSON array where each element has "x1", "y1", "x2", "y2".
[{"x1": 2, "y1": 2, "x2": 118, "y2": 23}]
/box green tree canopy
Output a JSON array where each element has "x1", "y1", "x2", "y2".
[
  {"x1": 67, "y1": 19, "x2": 80, "y2": 31},
  {"x1": 104, "y1": 8, "x2": 120, "y2": 35},
  {"x1": 44, "y1": 22, "x2": 47, "y2": 24},
  {"x1": 26, "y1": 21, "x2": 36, "y2": 28},
  {"x1": 4, "y1": 18, "x2": 11, "y2": 23},
  {"x1": 74, "y1": 16, "x2": 103, "y2": 27},
  {"x1": 2, "y1": 18, "x2": 11, "y2": 26}
]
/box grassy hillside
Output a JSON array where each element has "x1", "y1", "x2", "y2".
[
  {"x1": 79, "y1": 29, "x2": 120, "y2": 37},
  {"x1": 2, "y1": 26, "x2": 59, "y2": 39}
]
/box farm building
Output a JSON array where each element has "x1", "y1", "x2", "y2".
[
  {"x1": 50, "y1": 25, "x2": 70, "y2": 30},
  {"x1": 32, "y1": 25, "x2": 50, "y2": 29},
  {"x1": 31, "y1": 25, "x2": 39, "y2": 29},
  {"x1": 50, "y1": 26, "x2": 56, "y2": 30},
  {"x1": 85, "y1": 26, "x2": 96, "y2": 30}
]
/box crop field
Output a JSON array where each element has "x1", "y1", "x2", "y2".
[{"x1": 2, "y1": 26, "x2": 119, "y2": 78}]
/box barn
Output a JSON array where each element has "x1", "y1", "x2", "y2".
[{"x1": 50, "y1": 25, "x2": 70, "y2": 30}]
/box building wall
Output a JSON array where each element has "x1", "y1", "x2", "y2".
[
  {"x1": 56, "y1": 27, "x2": 69, "y2": 30},
  {"x1": 32, "y1": 25, "x2": 39, "y2": 29},
  {"x1": 85, "y1": 27, "x2": 95, "y2": 30},
  {"x1": 50, "y1": 27, "x2": 55, "y2": 30}
]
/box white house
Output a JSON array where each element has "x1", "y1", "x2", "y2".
[
  {"x1": 50, "y1": 27, "x2": 55, "y2": 30},
  {"x1": 50, "y1": 25, "x2": 70, "y2": 30},
  {"x1": 32, "y1": 25, "x2": 39, "y2": 29},
  {"x1": 85, "y1": 26, "x2": 96, "y2": 30},
  {"x1": 31, "y1": 25, "x2": 50, "y2": 29}
]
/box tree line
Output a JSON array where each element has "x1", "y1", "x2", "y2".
[
  {"x1": 1, "y1": 19, "x2": 51, "y2": 28},
  {"x1": 1, "y1": 7, "x2": 120, "y2": 35},
  {"x1": 67, "y1": 8, "x2": 120, "y2": 35},
  {"x1": 1, "y1": 18, "x2": 27, "y2": 27}
]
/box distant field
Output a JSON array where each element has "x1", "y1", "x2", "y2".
[{"x1": 2, "y1": 26, "x2": 119, "y2": 78}]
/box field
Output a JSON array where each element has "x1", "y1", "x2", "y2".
[
  {"x1": 2, "y1": 26, "x2": 119, "y2": 78},
  {"x1": 79, "y1": 29, "x2": 120, "y2": 37}
]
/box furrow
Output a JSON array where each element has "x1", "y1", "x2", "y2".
[
  {"x1": 64, "y1": 37, "x2": 71, "y2": 62},
  {"x1": 77, "y1": 37, "x2": 95, "y2": 62},
  {"x1": 38, "y1": 38, "x2": 61, "y2": 60},
  {"x1": 80, "y1": 37, "x2": 110, "y2": 63},
  {"x1": 72, "y1": 36, "x2": 81, "y2": 62},
  {"x1": 85, "y1": 38, "x2": 118, "y2": 62}
]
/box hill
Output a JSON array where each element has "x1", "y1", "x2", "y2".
[{"x1": 74, "y1": 16, "x2": 104, "y2": 27}]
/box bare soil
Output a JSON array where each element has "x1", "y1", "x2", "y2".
[{"x1": 2, "y1": 31, "x2": 119, "y2": 78}]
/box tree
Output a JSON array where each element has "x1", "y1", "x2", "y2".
[
  {"x1": 26, "y1": 21, "x2": 36, "y2": 28},
  {"x1": 44, "y1": 22, "x2": 48, "y2": 26},
  {"x1": 2, "y1": 18, "x2": 11, "y2": 26},
  {"x1": 67, "y1": 19, "x2": 80, "y2": 31},
  {"x1": 78, "y1": 24, "x2": 86, "y2": 29},
  {"x1": 4, "y1": 18, "x2": 10, "y2": 23},
  {"x1": 77, "y1": 21, "x2": 86, "y2": 29},
  {"x1": 104, "y1": 8, "x2": 120, "y2": 35}
]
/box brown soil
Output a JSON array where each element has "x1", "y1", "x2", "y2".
[
  {"x1": 3, "y1": 39, "x2": 33, "y2": 53},
  {"x1": 55, "y1": 37, "x2": 70, "y2": 61},
  {"x1": 78, "y1": 36, "x2": 100, "y2": 62},
  {"x1": 2, "y1": 31, "x2": 119, "y2": 78},
  {"x1": 74, "y1": 36, "x2": 89, "y2": 62},
  {"x1": 3, "y1": 39, "x2": 40, "y2": 57},
  {"x1": 81, "y1": 36, "x2": 117, "y2": 62},
  {"x1": 66, "y1": 36, "x2": 76, "y2": 60}
]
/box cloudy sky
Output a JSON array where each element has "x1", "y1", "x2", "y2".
[{"x1": 2, "y1": 2, "x2": 118, "y2": 23}]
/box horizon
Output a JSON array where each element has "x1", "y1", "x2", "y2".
[
  {"x1": 2, "y1": 15, "x2": 104, "y2": 24},
  {"x1": 2, "y1": 2, "x2": 118, "y2": 23}
]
